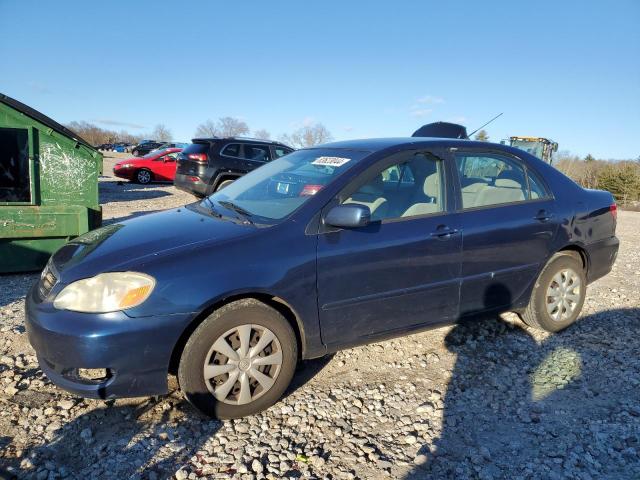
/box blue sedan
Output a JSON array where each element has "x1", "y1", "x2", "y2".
[{"x1": 26, "y1": 137, "x2": 619, "y2": 418}]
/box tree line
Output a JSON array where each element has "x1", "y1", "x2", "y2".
[
  {"x1": 66, "y1": 117, "x2": 333, "y2": 149},
  {"x1": 555, "y1": 152, "x2": 640, "y2": 208}
]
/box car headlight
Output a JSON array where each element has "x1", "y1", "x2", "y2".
[{"x1": 53, "y1": 272, "x2": 156, "y2": 313}]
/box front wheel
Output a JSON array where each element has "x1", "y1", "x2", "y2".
[
  {"x1": 178, "y1": 299, "x2": 298, "y2": 418},
  {"x1": 136, "y1": 169, "x2": 152, "y2": 184},
  {"x1": 519, "y1": 251, "x2": 586, "y2": 332}
]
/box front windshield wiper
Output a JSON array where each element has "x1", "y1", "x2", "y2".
[
  {"x1": 201, "y1": 197, "x2": 223, "y2": 218},
  {"x1": 218, "y1": 200, "x2": 255, "y2": 225}
]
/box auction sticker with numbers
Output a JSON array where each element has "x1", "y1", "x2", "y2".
[{"x1": 311, "y1": 156, "x2": 351, "y2": 167}]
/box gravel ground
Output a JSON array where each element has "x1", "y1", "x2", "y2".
[{"x1": 1, "y1": 154, "x2": 639, "y2": 479}]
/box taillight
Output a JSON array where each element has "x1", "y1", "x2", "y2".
[
  {"x1": 188, "y1": 153, "x2": 207, "y2": 163},
  {"x1": 300, "y1": 184, "x2": 323, "y2": 196},
  {"x1": 610, "y1": 203, "x2": 617, "y2": 221}
]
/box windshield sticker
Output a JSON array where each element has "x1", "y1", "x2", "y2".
[{"x1": 311, "y1": 156, "x2": 351, "y2": 167}]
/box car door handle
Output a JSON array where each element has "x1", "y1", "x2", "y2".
[
  {"x1": 534, "y1": 210, "x2": 554, "y2": 222},
  {"x1": 430, "y1": 227, "x2": 459, "y2": 239}
]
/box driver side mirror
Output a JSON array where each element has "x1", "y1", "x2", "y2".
[{"x1": 325, "y1": 204, "x2": 371, "y2": 229}]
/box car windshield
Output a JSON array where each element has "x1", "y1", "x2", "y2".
[
  {"x1": 204, "y1": 148, "x2": 369, "y2": 223},
  {"x1": 142, "y1": 149, "x2": 169, "y2": 159},
  {"x1": 511, "y1": 140, "x2": 544, "y2": 160}
]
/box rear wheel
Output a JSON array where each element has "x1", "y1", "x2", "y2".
[
  {"x1": 519, "y1": 252, "x2": 586, "y2": 332},
  {"x1": 216, "y1": 179, "x2": 235, "y2": 191},
  {"x1": 136, "y1": 169, "x2": 152, "y2": 184},
  {"x1": 178, "y1": 299, "x2": 298, "y2": 418}
]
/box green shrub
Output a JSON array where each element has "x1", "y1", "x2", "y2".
[{"x1": 596, "y1": 162, "x2": 640, "y2": 205}]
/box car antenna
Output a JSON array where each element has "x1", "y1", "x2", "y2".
[{"x1": 467, "y1": 112, "x2": 503, "y2": 138}]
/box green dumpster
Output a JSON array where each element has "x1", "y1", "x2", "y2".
[{"x1": 0, "y1": 93, "x2": 102, "y2": 273}]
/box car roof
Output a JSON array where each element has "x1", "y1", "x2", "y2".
[
  {"x1": 313, "y1": 137, "x2": 485, "y2": 152},
  {"x1": 191, "y1": 136, "x2": 291, "y2": 147}
]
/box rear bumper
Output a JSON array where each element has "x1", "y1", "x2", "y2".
[
  {"x1": 25, "y1": 284, "x2": 193, "y2": 399},
  {"x1": 585, "y1": 235, "x2": 619, "y2": 284},
  {"x1": 174, "y1": 173, "x2": 208, "y2": 197}
]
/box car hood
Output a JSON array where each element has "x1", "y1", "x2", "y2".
[
  {"x1": 50, "y1": 205, "x2": 255, "y2": 281},
  {"x1": 115, "y1": 158, "x2": 146, "y2": 166}
]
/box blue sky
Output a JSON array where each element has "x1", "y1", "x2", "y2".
[{"x1": 1, "y1": 1, "x2": 638, "y2": 159}]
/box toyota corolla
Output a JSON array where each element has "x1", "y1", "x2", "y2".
[{"x1": 26, "y1": 136, "x2": 618, "y2": 418}]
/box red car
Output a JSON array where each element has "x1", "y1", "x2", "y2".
[{"x1": 113, "y1": 148, "x2": 182, "y2": 184}]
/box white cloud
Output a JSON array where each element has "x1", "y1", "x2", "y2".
[
  {"x1": 28, "y1": 81, "x2": 51, "y2": 94},
  {"x1": 93, "y1": 119, "x2": 146, "y2": 129},
  {"x1": 343, "y1": 126, "x2": 354, "y2": 132},
  {"x1": 289, "y1": 116, "x2": 317, "y2": 129},
  {"x1": 410, "y1": 108, "x2": 433, "y2": 118},
  {"x1": 416, "y1": 95, "x2": 445, "y2": 105}
]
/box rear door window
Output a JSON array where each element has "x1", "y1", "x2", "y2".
[
  {"x1": 221, "y1": 143, "x2": 241, "y2": 158},
  {"x1": 0, "y1": 127, "x2": 30, "y2": 203},
  {"x1": 455, "y1": 153, "x2": 529, "y2": 208},
  {"x1": 527, "y1": 170, "x2": 550, "y2": 199},
  {"x1": 274, "y1": 146, "x2": 293, "y2": 158},
  {"x1": 242, "y1": 144, "x2": 271, "y2": 162}
]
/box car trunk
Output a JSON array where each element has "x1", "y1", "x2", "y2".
[{"x1": 176, "y1": 141, "x2": 216, "y2": 176}]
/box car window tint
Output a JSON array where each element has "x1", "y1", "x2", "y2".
[
  {"x1": 222, "y1": 143, "x2": 241, "y2": 158},
  {"x1": 343, "y1": 152, "x2": 444, "y2": 221},
  {"x1": 455, "y1": 153, "x2": 528, "y2": 208},
  {"x1": 209, "y1": 148, "x2": 369, "y2": 222},
  {"x1": 243, "y1": 145, "x2": 271, "y2": 162},
  {"x1": 528, "y1": 170, "x2": 548, "y2": 199},
  {"x1": 274, "y1": 147, "x2": 292, "y2": 158}
]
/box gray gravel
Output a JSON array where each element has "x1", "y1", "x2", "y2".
[{"x1": 1, "y1": 154, "x2": 638, "y2": 479}]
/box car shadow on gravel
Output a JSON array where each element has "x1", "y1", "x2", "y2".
[
  {"x1": 99, "y1": 182, "x2": 174, "y2": 204},
  {"x1": 11, "y1": 397, "x2": 220, "y2": 479},
  {"x1": 0, "y1": 273, "x2": 38, "y2": 309},
  {"x1": 405, "y1": 307, "x2": 640, "y2": 479}
]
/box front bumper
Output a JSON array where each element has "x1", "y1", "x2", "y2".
[
  {"x1": 113, "y1": 167, "x2": 134, "y2": 180},
  {"x1": 25, "y1": 284, "x2": 193, "y2": 399}
]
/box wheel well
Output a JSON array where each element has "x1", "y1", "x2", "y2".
[
  {"x1": 557, "y1": 245, "x2": 588, "y2": 272},
  {"x1": 168, "y1": 294, "x2": 305, "y2": 375},
  {"x1": 212, "y1": 173, "x2": 240, "y2": 191}
]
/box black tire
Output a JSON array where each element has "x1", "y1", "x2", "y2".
[
  {"x1": 133, "y1": 149, "x2": 140, "y2": 157},
  {"x1": 136, "y1": 169, "x2": 152, "y2": 184},
  {"x1": 519, "y1": 251, "x2": 586, "y2": 332},
  {"x1": 178, "y1": 299, "x2": 298, "y2": 419},
  {"x1": 216, "y1": 179, "x2": 235, "y2": 192}
]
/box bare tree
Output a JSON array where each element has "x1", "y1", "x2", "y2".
[
  {"x1": 194, "y1": 120, "x2": 217, "y2": 138},
  {"x1": 280, "y1": 123, "x2": 333, "y2": 148},
  {"x1": 66, "y1": 121, "x2": 143, "y2": 146},
  {"x1": 217, "y1": 117, "x2": 250, "y2": 137},
  {"x1": 194, "y1": 117, "x2": 249, "y2": 138},
  {"x1": 151, "y1": 124, "x2": 172, "y2": 141},
  {"x1": 253, "y1": 129, "x2": 271, "y2": 140}
]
